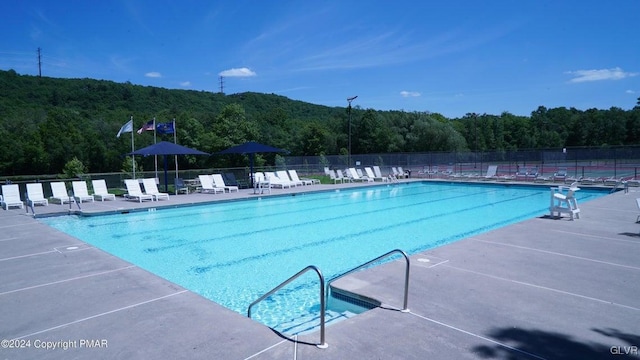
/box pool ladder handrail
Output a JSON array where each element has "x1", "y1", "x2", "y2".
[
  {"x1": 247, "y1": 265, "x2": 328, "y2": 349},
  {"x1": 327, "y1": 249, "x2": 410, "y2": 312}
]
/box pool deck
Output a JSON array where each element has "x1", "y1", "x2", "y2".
[{"x1": 1, "y1": 180, "x2": 639, "y2": 359}]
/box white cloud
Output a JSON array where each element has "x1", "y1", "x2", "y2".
[
  {"x1": 400, "y1": 90, "x2": 421, "y2": 97},
  {"x1": 566, "y1": 67, "x2": 638, "y2": 83},
  {"x1": 145, "y1": 71, "x2": 162, "y2": 78},
  {"x1": 218, "y1": 67, "x2": 256, "y2": 77},
  {"x1": 626, "y1": 89, "x2": 635, "y2": 94},
  {"x1": 180, "y1": 81, "x2": 191, "y2": 87}
]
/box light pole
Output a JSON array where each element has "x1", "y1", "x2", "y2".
[
  {"x1": 347, "y1": 95, "x2": 358, "y2": 166},
  {"x1": 473, "y1": 112, "x2": 478, "y2": 170}
]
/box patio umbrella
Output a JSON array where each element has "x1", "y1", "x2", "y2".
[
  {"x1": 216, "y1": 141, "x2": 288, "y2": 187},
  {"x1": 128, "y1": 141, "x2": 209, "y2": 191}
]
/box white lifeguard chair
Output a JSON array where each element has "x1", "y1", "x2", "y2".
[{"x1": 549, "y1": 182, "x2": 580, "y2": 220}]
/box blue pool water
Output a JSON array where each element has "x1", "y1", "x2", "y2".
[{"x1": 39, "y1": 182, "x2": 606, "y2": 330}]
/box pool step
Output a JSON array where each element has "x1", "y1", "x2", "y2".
[
  {"x1": 274, "y1": 309, "x2": 359, "y2": 335},
  {"x1": 273, "y1": 292, "x2": 379, "y2": 335}
]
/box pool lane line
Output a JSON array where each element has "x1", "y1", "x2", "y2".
[
  {"x1": 187, "y1": 208, "x2": 538, "y2": 274},
  {"x1": 141, "y1": 190, "x2": 543, "y2": 255},
  {"x1": 13, "y1": 290, "x2": 188, "y2": 340},
  {"x1": 408, "y1": 311, "x2": 548, "y2": 360},
  {"x1": 69, "y1": 185, "x2": 498, "y2": 231},
  {"x1": 0, "y1": 265, "x2": 137, "y2": 296}
]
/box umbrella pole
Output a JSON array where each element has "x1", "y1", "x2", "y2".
[
  {"x1": 250, "y1": 154, "x2": 254, "y2": 188},
  {"x1": 164, "y1": 155, "x2": 169, "y2": 192}
]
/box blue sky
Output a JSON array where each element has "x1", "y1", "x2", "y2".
[{"x1": 2, "y1": 1, "x2": 639, "y2": 118}]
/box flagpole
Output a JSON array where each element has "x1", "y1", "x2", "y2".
[
  {"x1": 153, "y1": 117, "x2": 158, "y2": 180},
  {"x1": 130, "y1": 115, "x2": 135, "y2": 179}
]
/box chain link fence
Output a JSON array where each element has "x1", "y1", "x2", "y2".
[
  {"x1": 283, "y1": 146, "x2": 640, "y2": 180},
  {"x1": 3, "y1": 146, "x2": 640, "y2": 198}
]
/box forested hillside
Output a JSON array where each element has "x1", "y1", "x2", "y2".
[{"x1": 1, "y1": 69, "x2": 639, "y2": 176}]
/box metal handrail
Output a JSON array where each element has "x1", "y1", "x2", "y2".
[
  {"x1": 247, "y1": 265, "x2": 327, "y2": 348},
  {"x1": 327, "y1": 249, "x2": 410, "y2": 312},
  {"x1": 610, "y1": 179, "x2": 627, "y2": 193}
]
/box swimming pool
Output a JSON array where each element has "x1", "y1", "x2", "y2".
[{"x1": 39, "y1": 182, "x2": 606, "y2": 331}]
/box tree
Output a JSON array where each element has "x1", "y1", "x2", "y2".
[
  {"x1": 62, "y1": 157, "x2": 87, "y2": 179},
  {"x1": 211, "y1": 104, "x2": 259, "y2": 150},
  {"x1": 299, "y1": 122, "x2": 328, "y2": 156},
  {"x1": 121, "y1": 156, "x2": 143, "y2": 179}
]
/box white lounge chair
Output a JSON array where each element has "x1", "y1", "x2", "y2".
[
  {"x1": 289, "y1": 169, "x2": 318, "y2": 185},
  {"x1": 198, "y1": 175, "x2": 224, "y2": 194},
  {"x1": 50, "y1": 182, "x2": 72, "y2": 204},
  {"x1": 328, "y1": 169, "x2": 343, "y2": 184},
  {"x1": 441, "y1": 165, "x2": 454, "y2": 177},
  {"x1": 142, "y1": 178, "x2": 170, "y2": 201},
  {"x1": 212, "y1": 173, "x2": 239, "y2": 192},
  {"x1": 336, "y1": 169, "x2": 351, "y2": 183},
  {"x1": 265, "y1": 171, "x2": 294, "y2": 188},
  {"x1": 348, "y1": 168, "x2": 372, "y2": 182},
  {"x1": 277, "y1": 170, "x2": 302, "y2": 187},
  {"x1": 392, "y1": 167, "x2": 405, "y2": 179},
  {"x1": 482, "y1": 165, "x2": 498, "y2": 180},
  {"x1": 398, "y1": 167, "x2": 409, "y2": 178},
  {"x1": 26, "y1": 183, "x2": 48, "y2": 206},
  {"x1": 72, "y1": 181, "x2": 95, "y2": 203},
  {"x1": 1, "y1": 184, "x2": 24, "y2": 210},
  {"x1": 124, "y1": 179, "x2": 154, "y2": 202},
  {"x1": 91, "y1": 179, "x2": 116, "y2": 201},
  {"x1": 365, "y1": 167, "x2": 386, "y2": 182},
  {"x1": 373, "y1": 166, "x2": 386, "y2": 179}
]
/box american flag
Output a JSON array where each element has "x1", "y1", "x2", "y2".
[{"x1": 137, "y1": 120, "x2": 155, "y2": 134}]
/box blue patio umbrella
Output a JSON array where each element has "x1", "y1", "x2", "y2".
[
  {"x1": 216, "y1": 141, "x2": 288, "y2": 187},
  {"x1": 128, "y1": 141, "x2": 209, "y2": 191}
]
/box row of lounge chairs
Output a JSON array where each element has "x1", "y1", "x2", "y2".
[
  {"x1": 0, "y1": 180, "x2": 116, "y2": 209},
  {"x1": 251, "y1": 170, "x2": 320, "y2": 190},
  {"x1": 418, "y1": 164, "x2": 635, "y2": 187},
  {"x1": 197, "y1": 173, "x2": 240, "y2": 194},
  {"x1": 0, "y1": 179, "x2": 173, "y2": 209},
  {"x1": 326, "y1": 166, "x2": 402, "y2": 184},
  {"x1": 124, "y1": 179, "x2": 169, "y2": 202}
]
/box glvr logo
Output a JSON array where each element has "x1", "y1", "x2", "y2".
[{"x1": 610, "y1": 346, "x2": 638, "y2": 355}]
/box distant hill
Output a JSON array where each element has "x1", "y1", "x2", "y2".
[{"x1": 1, "y1": 69, "x2": 638, "y2": 176}]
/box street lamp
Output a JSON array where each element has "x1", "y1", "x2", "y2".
[
  {"x1": 473, "y1": 112, "x2": 478, "y2": 170},
  {"x1": 347, "y1": 95, "x2": 358, "y2": 166}
]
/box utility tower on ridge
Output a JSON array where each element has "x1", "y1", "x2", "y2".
[{"x1": 37, "y1": 47, "x2": 42, "y2": 77}]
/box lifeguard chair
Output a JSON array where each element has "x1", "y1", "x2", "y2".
[{"x1": 549, "y1": 182, "x2": 580, "y2": 220}]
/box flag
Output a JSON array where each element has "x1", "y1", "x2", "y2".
[
  {"x1": 116, "y1": 119, "x2": 133, "y2": 138},
  {"x1": 156, "y1": 121, "x2": 175, "y2": 134},
  {"x1": 137, "y1": 120, "x2": 155, "y2": 134}
]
